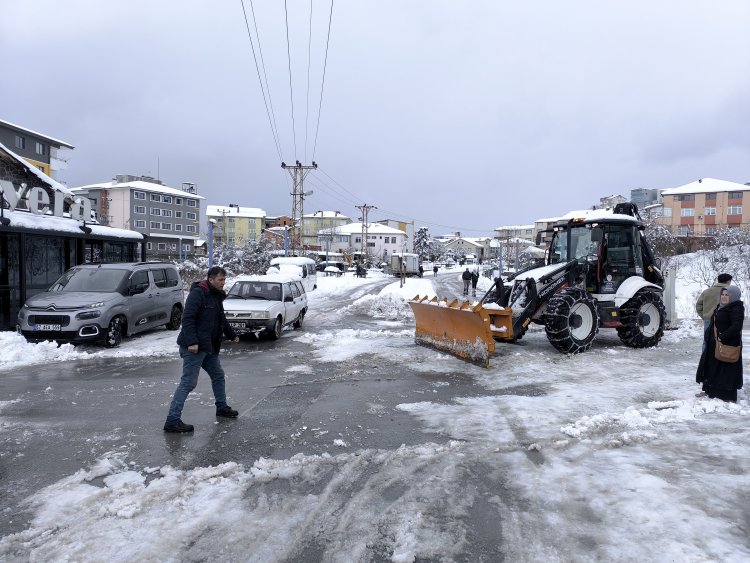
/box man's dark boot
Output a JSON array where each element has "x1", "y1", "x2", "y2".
[
  {"x1": 216, "y1": 405, "x2": 239, "y2": 418},
  {"x1": 164, "y1": 419, "x2": 194, "y2": 433}
]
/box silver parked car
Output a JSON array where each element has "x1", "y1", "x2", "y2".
[{"x1": 17, "y1": 262, "x2": 184, "y2": 347}]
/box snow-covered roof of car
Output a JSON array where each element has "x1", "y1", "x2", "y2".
[{"x1": 231, "y1": 272, "x2": 302, "y2": 284}]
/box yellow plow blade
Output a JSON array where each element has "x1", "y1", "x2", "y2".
[{"x1": 408, "y1": 295, "x2": 514, "y2": 367}]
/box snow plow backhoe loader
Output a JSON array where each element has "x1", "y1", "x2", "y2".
[{"x1": 409, "y1": 203, "x2": 666, "y2": 366}]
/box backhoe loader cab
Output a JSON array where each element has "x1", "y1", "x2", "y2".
[{"x1": 409, "y1": 202, "x2": 667, "y2": 365}]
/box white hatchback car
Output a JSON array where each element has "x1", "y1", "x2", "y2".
[{"x1": 223, "y1": 273, "x2": 307, "y2": 339}]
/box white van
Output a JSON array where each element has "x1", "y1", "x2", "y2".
[{"x1": 268, "y1": 257, "x2": 317, "y2": 291}]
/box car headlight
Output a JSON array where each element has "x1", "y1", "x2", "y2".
[
  {"x1": 76, "y1": 310, "x2": 102, "y2": 320},
  {"x1": 86, "y1": 302, "x2": 105, "y2": 308},
  {"x1": 262, "y1": 311, "x2": 270, "y2": 319}
]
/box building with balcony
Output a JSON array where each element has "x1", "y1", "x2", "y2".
[
  {"x1": 324, "y1": 222, "x2": 407, "y2": 262},
  {"x1": 0, "y1": 119, "x2": 74, "y2": 181},
  {"x1": 71, "y1": 175, "x2": 203, "y2": 259},
  {"x1": 658, "y1": 178, "x2": 750, "y2": 236}
]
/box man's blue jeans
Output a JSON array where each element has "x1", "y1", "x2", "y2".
[{"x1": 166, "y1": 346, "x2": 227, "y2": 423}]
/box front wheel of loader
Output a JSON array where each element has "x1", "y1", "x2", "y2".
[
  {"x1": 617, "y1": 290, "x2": 665, "y2": 348},
  {"x1": 544, "y1": 288, "x2": 599, "y2": 354}
]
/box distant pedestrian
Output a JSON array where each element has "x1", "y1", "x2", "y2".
[
  {"x1": 433, "y1": 265, "x2": 438, "y2": 277},
  {"x1": 164, "y1": 266, "x2": 240, "y2": 433},
  {"x1": 471, "y1": 269, "x2": 479, "y2": 297},
  {"x1": 418, "y1": 264, "x2": 424, "y2": 278},
  {"x1": 461, "y1": 268, "x2": 472, "y2": 296},
  {"x1": 696, "y1": 273, "x2": 732, "y2": 349},
  {"x1": 696, "y1": 285, "x2": 744, "y2": 402}
]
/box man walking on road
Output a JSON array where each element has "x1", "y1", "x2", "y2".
[
  {"x1": 164, "y1": 266, "x2": 240, "y2": 433},
  {"x1": 462, "y1": 268, "x2": 472, "y2": 296}
]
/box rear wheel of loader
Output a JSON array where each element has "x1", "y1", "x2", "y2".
[
  {"x1": 544, "y1": 288, "x2": 599, "y2": 354},
  {"x1": 617, "y1": 290, "x2": 665, "y2": 348}
]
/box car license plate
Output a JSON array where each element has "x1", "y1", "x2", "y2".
[
  {"x1": 229, "y1": 322, "x2": 246, "y2": 329},
  {"x1": 34, "y1": 324, "x2": 61, "y2": 331}
]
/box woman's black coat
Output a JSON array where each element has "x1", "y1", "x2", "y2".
[{"x1": 696, "y1": 300, "x2": 744, "y2": 391}]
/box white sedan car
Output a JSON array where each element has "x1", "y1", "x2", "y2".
[{"x1": 223, "y1": 274, "x2": 308, "y2": 339}]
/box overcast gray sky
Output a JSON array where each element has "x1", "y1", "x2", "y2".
[{"x1": 2, "y1": 1, "x2": 749, "y2": 236}]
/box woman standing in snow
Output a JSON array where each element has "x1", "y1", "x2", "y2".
[{"x1": 696, "y1": 285, "x2": 744, "y2": 402}]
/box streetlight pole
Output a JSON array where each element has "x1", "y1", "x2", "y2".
[{"x1": 208, "y1": 219, "x2": 216, "y2": 267}]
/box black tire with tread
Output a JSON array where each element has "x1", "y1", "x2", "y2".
[
  {"x1": 269, "y1": 317, "x2": 283, "y2": 340},
  {"x1": 293, "y1": 309, "x2": 305, "y2": 329},
  {"x1": 104, "y1": 316, "x2": 124, "y2": 348},
  {"x1": 166, "y1": 305, "x2": 182, "y2": 330},
  {"x1": 544, "y1": 287, "x2": 599, "y2": 354},
  {"x1": 616, "y1": 290, "x2": 665, "y2": 348}
]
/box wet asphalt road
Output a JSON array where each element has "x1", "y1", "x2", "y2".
[{"x1": 0, "y1": 273, "x2": 490, "y2": 540}]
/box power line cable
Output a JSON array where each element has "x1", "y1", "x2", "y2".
[
  {"x1": 239, "y1": 0, "x2": 283, "y2": 160},
  {"x1": 311, "y1": 0, "x2": 334, "y2": 161},
  {"x1": 319, "y1": 167, "x2": 492, "y2": 234},
  {"x1": 304, "y1": 0, "x2": 313, "y2": 161},
  {"x1": 284, "y1": 0, "x2": 298, "y2": 158},
  {"x1": 247, "y1": 0, "x2": 284, "y2": 160}
]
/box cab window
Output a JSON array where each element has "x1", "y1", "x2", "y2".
[{"x1": 128, "y1": 270, "x2": 150, "y2": 294}]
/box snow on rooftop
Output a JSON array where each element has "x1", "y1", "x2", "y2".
[
  {"x1": 5, "y1": 208, "x2": 143, "y2": 239},
  {"x1": 0, "y1": 141, "x2": 74, "y2": 196},
  {"x1": 0, "y1": 118, "x2": 75, "y2": 148},
  {"x1": 206, "y1": 205, "x2": 265, "y2": 218},
  {"x1": 661, "y1": 177, "x2": 750, "y2": 195},
  {"x1": 303, "y1": 211, "x2": 350, "y2": 219},
  {"x1": 72, "y1": 180, "x2": 206, "y2": 200},
  {"x1": 559, "y1": 207, "x2": 638, "y2": 222},
  {"x1": 335, "y1": 222, "x2": 406, "y2": 235}
]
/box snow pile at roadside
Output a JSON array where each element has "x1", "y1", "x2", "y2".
[{"x1": 0, "y1": 330, "x2": 179, "y2": 371}]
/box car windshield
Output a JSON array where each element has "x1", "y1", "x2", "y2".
[
  {"x1": 48, "y1": 268, "x2": 128, "y2": 293},
  {"x1": 227, "y1": 281, "x2": 282, "y2": 301}
]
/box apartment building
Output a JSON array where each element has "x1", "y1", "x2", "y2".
[
  {"x1": 658, "y1": 178, "x2": 750, "y2": 236},
  {"x1": 71, "y1": 175, "x2": 204, "y2": 259},
  {"x1": 302, "y1": 211, "x2": 351, "y2": 250}
]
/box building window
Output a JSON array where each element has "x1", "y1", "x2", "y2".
[
  {"x1": 15, "y1": 135, "x2": 25, "y2": 149},
  {"x1": 183, "y1": 244, "x2": 191, "y2": 253},
  {"x1": 175, "y1": 224, "x2": 182, "y2": 232},
  {"x1": 706, "y1": 193, "x2": 716, "y2": 201},
  {"x1": 134, "y1": 206, "x2": 146, "y2": 214},
  {"x1": 729, "y1": 192, "x2": 743, "y2": 200},
  {"x1": 186, "y1": 212, "x2": 197, "y2": 220},
  {"x1": 134, "y1": 191, "x2": 145, "y2": 200},
  {"x1": 175, "y1": 211, "x2": 183, "y2": 218},
  {"x1": 176, "y1": 198, "x2": 183, "y2": 205},
  {"x1": 706, "y1": 226, "x2": 718, "y2": 235},
  {"x1": 35, "y1": 142, "x2": 46, "y2": 155},
  {"x1": 663, "y1": 208, "x2": 673, "y2": 217},
  {"x1": 150, "y1": 194, "x2": 160, "y2": 202},
  {"x1": 354, "y1": 237, "x2": 361, "y2": 243},
  {"x1": 676, "y1": 194, "x2": 695, "y2": 201},
  {"x1": 151, "y1": 208, "x2": 161, "y2": 216},
  {"x1": 728, "y1": 206, "x2": 742, "y2": 215},
  {"x1": 186, "y1": 225, "x2": 197, "y2": 233},
  {"x1": 162, "y1": 223, "x2": 172, "y2": 230},
  {"x1": 170, "y1": 243, "x2": 177, "y2": 251},
  {"x1": 134, "y1": 220, "x2": 146, "y2": 228},
  {"x1": 162, "y1": 196, "x2": 173, "y2": 204},
  {"x1": 680, "y1": 208, "x2": 694, "y2": 217},
  {"x1": 146, "y1": 242, "x2": 153, "y2": 250},
  {"x1": 157, "y1": 243, "x2": 167, "y2": 251},
  {"x1": 367, "y1": 242, "x2": 375, "y2": 247},
  {"x1": 187, "y1": 199, "x2": 197, "y2": 207},
  {"x1": 150, "y1": 221, "x2": 161, "y2": 229},
  {"x1": 704, "y1": 207, "x2": 716, "y2": 216},
  {"x1": 162, "y1": 209, "x2": 172, "y2": 217},
  {"x1": 677, "y1": 226, "x2": 690, "y2": 236}
]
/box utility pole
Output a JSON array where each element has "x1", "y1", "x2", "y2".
[
  {"x1": 282, "y1": 160, "x2": 317, "y2": 255},
  {"x1": 356, "y1": 203, "x2": 377, "y2": 265}
]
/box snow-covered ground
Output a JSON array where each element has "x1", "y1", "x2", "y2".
[{"x1": 1, "y1": 260, "x2": 749, "y2": 562}]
